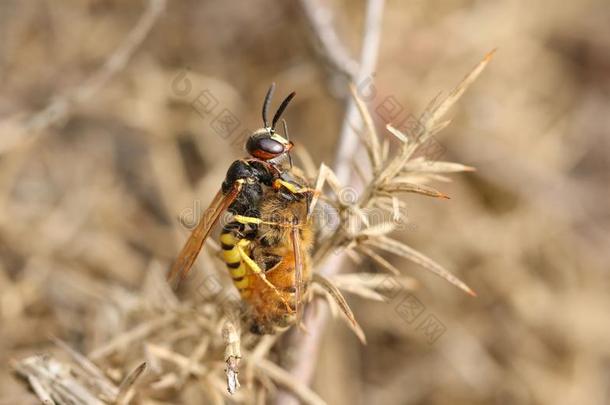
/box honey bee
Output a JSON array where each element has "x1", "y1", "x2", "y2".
[
  {"x1": 229, "y1": 170, "x2": 314, "y2": 334},
  {"x1": 169, "y1": 84, "x2": 316, "y2": 333}
]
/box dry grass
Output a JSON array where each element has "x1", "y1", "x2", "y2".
[{"x1": 1, "y1": 1, "x2": 609, "y2": 404}]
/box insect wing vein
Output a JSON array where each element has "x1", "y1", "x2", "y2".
[{"x1": 168, "y1": 182, "x2": 242, "y2": 283}]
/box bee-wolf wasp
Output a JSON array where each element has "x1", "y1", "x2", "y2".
[{"x1": 169, "y1": 84, "x2": 317, "y2": 333}]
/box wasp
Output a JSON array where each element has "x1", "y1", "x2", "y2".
[{"x1": 169, "y1": 84, "x2": 316, "y2": 333}]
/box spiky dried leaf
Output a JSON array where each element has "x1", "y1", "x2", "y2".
[
  {"x1": 328, "y1": 273, "x2": 387, "y2": 302},
  {"x1": 357, "y1": 245, "x2": 400, "y2": 275},
  {"x1": 331, "y1": 272, "x2": 419, "y2": 294},
  {"x1": 386, "y1": 123, "x2": 409, "y2": 143},
  {"x1": 53, "y1": 338, "x2": 118, "y2": 399},
  {"x1": 365, "y1": 236, "x2": 476, "y2": 296},
  {"x1": 394, "y1": 173, "x2": 452, "y2": 184},
  {"x1": 427, "y1": 119, "x2": 453, "y2": 137},
  {"x1": 13, "y1": 356, "x2": 107, "y2": 405},
  {"x1": 116, "y1": 362, "x2": 147, "y2": 405},
  {"x1": 257, "y1": 359, "x2": 327, "y2": 405},
  {"x1": 350, "y1": 83, "x2": 382, "y2": 170},
  {"x1": 420, "y1": 50, "x2": 496, "y2": 140},
  {"x1": 359, "y1": 221, "x2": 396, "y2": 237},
  {"x1": 313, "y1": 273, "x2": 366, "y2": 344},
  {"x1": 402, "y1": 158, "x2": 476, "y2": 174},
  {"x1": 380, "y1": 182, "x2": 450, "y2": 199}
]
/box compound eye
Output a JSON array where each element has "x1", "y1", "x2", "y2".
[
  {"x1": 247, "y1": 136, "x2": 285, "y2": 160},
  {"x1": 257, "y1": 138, "x2": 284, "y2": 154}
]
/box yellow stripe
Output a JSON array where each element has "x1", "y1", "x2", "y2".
[
  {"x1": 230, "y1": 263, "x2": 247, "y2": 278},
  {"x1": 220, "y1": 233, "x2": 236, "y2": 246},
  {"x1": 223, "y1": 249, "x2": 240, "y2": 264},
  {"x1": 234, "y1": 277, "x2": 249, "y2": 289}
]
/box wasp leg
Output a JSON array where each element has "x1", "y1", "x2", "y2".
[
  {"x1": 233, "y1": 215, "x2": 264, "y2": 225},
  {"x1": 235, "y1": 239, "x2": 293, "y2": 312},
  {"x1": 233, "y1": 214, "x2": 297, "y2": 228},
  {"x1": 308, "y1": 163, "x2": 346, "y2": 220},
  {"x1": 273, "y1": 179, "x2": 319, "y2": 195}
]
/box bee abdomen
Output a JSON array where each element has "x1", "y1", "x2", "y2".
[{"x1": 220, "y1": 228, "x2": 251, "y2": 298}]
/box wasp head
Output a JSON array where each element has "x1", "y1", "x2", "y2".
[
  {"x1": 246, "y1": 83, "x2": 295, "y2": 162},
  {"x1": 246, "y1": 128, "x2": 293, "y2": 160}
]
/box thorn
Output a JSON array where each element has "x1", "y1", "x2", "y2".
[
  {"x1": 485, "y1": 48, "x2": 497, "y2": 61},
  {"x1": 464, "y1": 285, "x2": 478, "y2": 297}
]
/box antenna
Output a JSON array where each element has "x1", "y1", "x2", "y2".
[
  {"x1": 262, "y1": 83, "x2": 276, "y2": 128},
  {"x1": 272, "y1": 91, "x2": 296, "y2": 130}
]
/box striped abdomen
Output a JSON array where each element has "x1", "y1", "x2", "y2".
[{"x1": 219, "y1": 225, "x2": 251, "y2": 299}]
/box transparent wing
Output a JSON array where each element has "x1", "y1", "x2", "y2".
[{"x1": 168, "y1": 181, "x2": 242, "y2": 284}]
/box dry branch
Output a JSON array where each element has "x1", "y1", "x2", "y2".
[
  {"x1": 0, "y1": 0, "x2": 166, "y2": 155},
  {"x1": 298, "y1": 0, "x2": 359, "y2": 79},
  {"x1": 277, "y1": 49, "x2": 493, "y2": 404}
]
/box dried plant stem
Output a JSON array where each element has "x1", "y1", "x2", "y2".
[
  {"x1": 259, "y1": 359, "x2": 326, "y2": 405},
  {"x1": 222, "y1": 320, "x2": 241, "y2": 395},
  {"x1": 88, "y1": 313, "x2": 177, "y2": 360},
  {"x1": 115, "y1": 362, "x2": 147, "y2": 405},
  {"x1": 277, "y1": 34, "x2": 492, "y2": 405},
  {"x1": 275, "y1": 1, "x2": 385, "y2": 404},
  {"x1": 298, "y1": 0, "x2": 359, "y2": 79},
  {"x1": 334, "y1": 0, "x2": 385, "y2": 184},
  {"x1": 11, "y1": 340, "x2": 149, "y2": 405},
  {"x1": 0, "y1": 0, "x2": 166, "y2": 155}
]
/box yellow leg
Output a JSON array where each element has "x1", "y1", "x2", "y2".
[
  {"x1": 234, "y1": 214, "x2": 300, "y2": 229},
  {"x1": 273, "y1": 179, "x2": 319, "y2": 195},
  {"x1": 234, "y1": 215, "x2": 264, "y2": 225},
  {"x1": 236, "y1": 239, "x2": 292, "y2": 312}
]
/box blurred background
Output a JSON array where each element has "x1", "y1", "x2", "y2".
[{"x1": 1, "y1": 0, "x2": 609, "y2": 404}]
